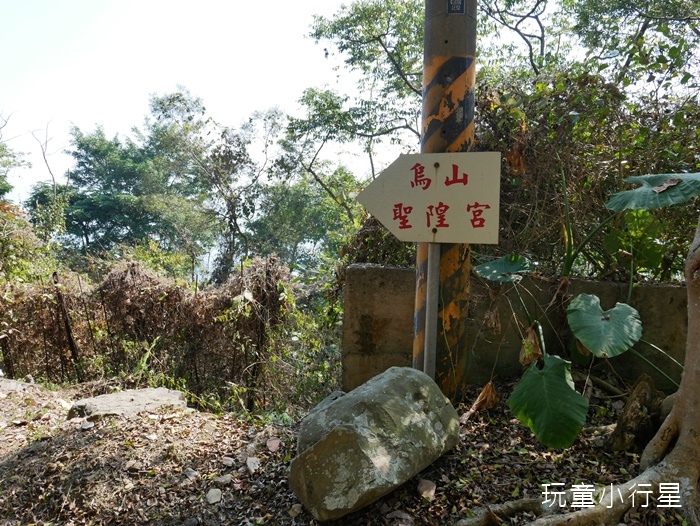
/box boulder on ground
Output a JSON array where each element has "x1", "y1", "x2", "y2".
[
  {"x1": 289, "y1": 366, "x2": 459, "y2": 521},
  {"x1": 68, "y1": 387, "x2": 188, "y2": 419}
]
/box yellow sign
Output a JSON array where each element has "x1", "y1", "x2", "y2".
[{"x1": 357, "y1": 152, "x2": 501, "y2": 243}]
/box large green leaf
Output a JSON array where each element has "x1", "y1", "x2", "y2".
[
  {"x1": 507, "y1": 355, "x2": 588, "y2": 449},
  {"x1": 474, "y1": 254, "x2": 532, "y2": 283},
  {"x1": 606, "y1": 173, "x2": 700, "y2": 212},
  {"x1": 566, "y1": 294, "x2": 642, "y2": 358}
]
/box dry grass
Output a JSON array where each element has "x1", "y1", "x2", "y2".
[{"x1": 0, "y1": 256, "x2": 294, "y2": 412}]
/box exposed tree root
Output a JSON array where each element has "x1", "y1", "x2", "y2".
[
  {"x1": 453, "y1": 499, "x2": 543, "y2": 525},
  {"x1": 452, "y1": 412, "x2": 698, "y2": 526},
  {"x1": 640, "y1": 409, "x2": 679, "y2": 470},
  {"x1": 453, "y1": 458, "x2": 697, "y2": 526}
]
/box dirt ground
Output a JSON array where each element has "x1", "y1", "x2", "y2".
[{"x1": 0, "y1": 377, "x2": 687, "y2": 525}]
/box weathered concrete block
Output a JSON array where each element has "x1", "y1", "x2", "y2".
[
  {"x1": 289, "y1": 366, "x2": 459, "y2": 521},
  {"x1": 341, "y1": 264, "x2": 414, "y2": 391},
  {"x1": 68, "y1": 387, "x2": 188, "y2": 419}
]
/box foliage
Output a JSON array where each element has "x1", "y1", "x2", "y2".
[
  {"x1": 0, "y1": 256, "x2": 341, "y2": 415},
  {"x1": 0, "y1": 114, "x2": 28, "y2": 202},
  {"x1": 606, "y1": 172, "x2": 700, "y2": 211},
  {"x1": 0, "y1": 205, "x2": 56, "y2": 283},
  {"x1": 308, "y1": 0, "x2": 423, "y2": 163},
  {"x1": 477, "y1": 70, "x2": 700, "y2": 279},
  {"x1": 564, "y1": 0, "x2": 699, "y2": 86},
  {"x1": 25, "y1": 124, "x2": 216, "y2": 263},
  {"x1": 146, "y1": 90, "x2": 258, "y2": 282},
  {"x1": 473, "y1": 254, "x2": 533, "y2": 283},
  {"x1": 567, "y1": 293, "x2": 642, "y2": 358},
  {"x1": 507, "y1": 355, "x2": 589, "y2": 449},
  {"x1": 310, "y1": 0, "x2": 699, "y2": 282},
  {"x1": 246, "y1": 168, "x2": 362, "y2": 269}
]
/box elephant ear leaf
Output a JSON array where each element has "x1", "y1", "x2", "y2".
[
  {"x1": 474, "y1": 254, "x2": 532, "y2": 283},
  {"x1": 507, "y1": 355, "x2": 588, "y2": 449},
  {"x1": 566, "y1": 293, "x2": 642, "y2": 358},
  {"x1": 606, "y1": 173, "x2": 700, "y2": 212}
]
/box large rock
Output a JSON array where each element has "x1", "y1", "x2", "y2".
[
  {"x1": 68, "y1": 387, "x2": 188, "y2": 419},
  {"x1": 289, "y1": 366, "x2": 460, "y2": 521}
]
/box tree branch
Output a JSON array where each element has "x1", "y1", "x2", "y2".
[{"x1": 373, "y1": 36, "x2": 422, "y2": 96}]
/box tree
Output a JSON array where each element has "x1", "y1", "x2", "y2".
[
  {"x1": 58, "y1": 126, "x2": 213, "y2": 252},
  {"x1": 0, "y1": 114, "x2": 27, "y2": 202},
  {"x1": 245, "y1": 168, "x2": 361, "y2": 269},
  {"x1": 145, "y1": 90, "x2": 264, "y2": 283},
  {"x1": 306, "y1": 0, "x2": 424, "y2": 177},
  {"x1": 25, "y1": 94, "x2": 224, "y2": 277},
  {"x1": 564, "y1": 0, "x2": 699, "y2": 85}
]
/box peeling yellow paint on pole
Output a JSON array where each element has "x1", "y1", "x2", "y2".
[{"x1": 414, "y1": 0, "x2": 477, "y2": 402}]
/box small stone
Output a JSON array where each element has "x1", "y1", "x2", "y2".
[
  {"x1": 288, "y1": 503, "x2": 303, "y2": 518},
  {"x1": 205, "y1": 488, "x2": 222, "y2": 504},
  {"x1": 184, "y1": 467, "x2": 199, "y2": 481},
  {"x1": 124, "y1": 460, "x2": 142, "y2": 472},
  {"x1": 214, "y1": 474, "x2": 233, "y2": 486},
  {"x1": 386, "y1": 510, "x2": 415, "y2": 525},
  {"x1": 183, "y1": 518, "x2": 199, "y2": 526},
  {"x1": 80, "y1": 421, "x2": 95, "y2": 431},
  {"x1": 221, "y1": 456, "x2": 235, "y2": 467}
]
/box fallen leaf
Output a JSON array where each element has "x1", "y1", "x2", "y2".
[
  {"x1": 183, "y1": 467, "x2": 199, "y2": 481},
  {"x1": 519, "y1": 325, "x2": 542, "y2": 366},
  {"x1": 246, "y1": 456, "x2": 260, "y2": 474},
  {"x1": 460, "y1": 381, "x2": 499, "y2": 424},
  {"x1": 652, "y1": 178, "x2": 682, "y2": 193},
  {"x1": 124, "y1": 460, "x2": 142, "y2": 472},
  {"x1": 484, "y1": 506, "x2": 506, "y2": 525},
  {"x1": 417, "y1": 479, "x2": 436, "y2": 500},
  {"x1": 485, "y1": 308, "x2": 501, "y2": 335},
  {"x1": 266, "y1": 437, "x2": 280, "y2": 453},
  {"x1": 386, "y1": 509, "x2": 415, "y2": 525}
]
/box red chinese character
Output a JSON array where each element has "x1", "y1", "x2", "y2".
[
  {"x1": 467, "y1": 202, "x2": 491, "y2": 228},
  {"x1": 426, "y1": 202, "x2": 450, "y2": 228},
  {"x1": 393, "y1": 203, "x2": 414, "y2": 229},
  {"x1": 410, "y1": 163, "x2": 432, "y2": 190},
  {"x1": 445, "y1": 164, "x2": 468, "y2": 186}
]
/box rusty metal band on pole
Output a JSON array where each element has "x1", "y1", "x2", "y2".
[{"x1": 414, "y1": 0, "x2": 477, "y2": 401}]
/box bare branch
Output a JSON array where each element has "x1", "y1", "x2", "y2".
[
  {"x1": 31, "y1": 123, "x2": 58, "y2": 197},
  {"x1": 373, "y1": 36, "x2": 422, "y2": 96}
]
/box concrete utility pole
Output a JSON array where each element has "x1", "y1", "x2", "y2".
[{"x1": 414, "y1": 0, "x2": 478, "y2": 402}]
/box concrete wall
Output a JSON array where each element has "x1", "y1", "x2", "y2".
[
  {"x1": 341, "y1": 264, "x2": 415, "y2": 391},
  {"x1": 342, "y1": 264, "x2": 686, "y2": 392}
]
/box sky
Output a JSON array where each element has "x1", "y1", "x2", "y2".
[{"x1": 1, "y1": 0, "x2": 355, "y2": 204}]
